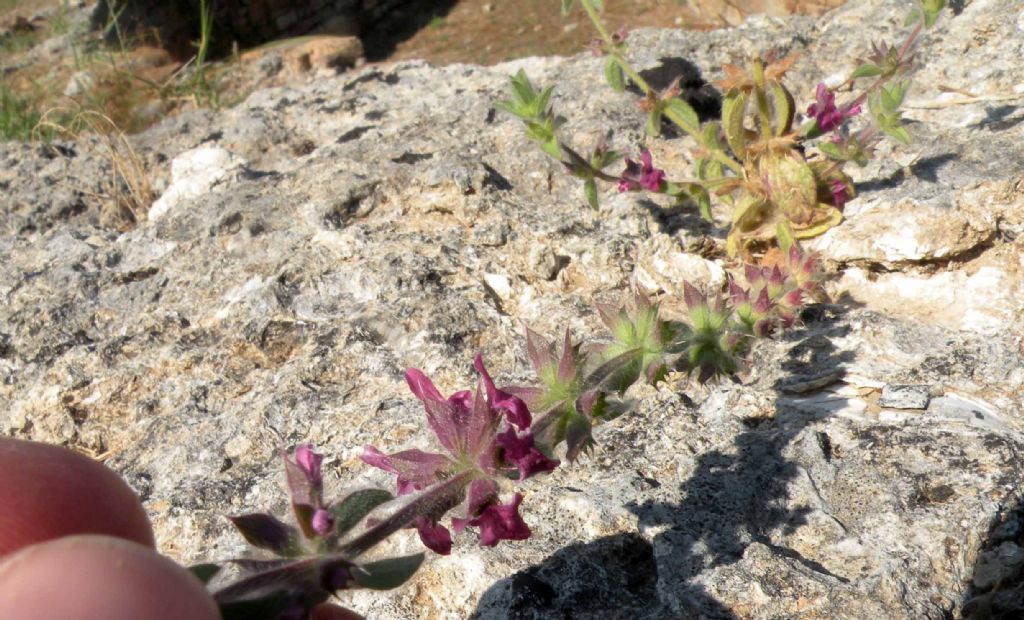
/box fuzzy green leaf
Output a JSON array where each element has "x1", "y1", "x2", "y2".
[
  {"x1": 722, "y1": 89, "x2": 747, "y2": 159},
  {"x1": 665, "y1": 97, "x2": 699, "y2": 130},
  {"x1": 353, "y1": 554, "x2": 425, "y2": 590},
  {"x1": 561, "y1": 0, "x2": 574, "y2": 15},
  {"x1": 770, "y1": 81, "x2": 794, "y2": 136},
  {"x1": 776, "y1": 221, "x2": 797, "y2": 253},
  {"x1": 509, "y1": 70, "x2": 537, "y2": 105},
  {"x1": 922, "y1": 0, "x2": 945, "y2": 27},
  {"x1": 882, "y1": 124, "x2": 912, "y2": 145},
  {"x1": 229, "y1": 514, "x2": 304, "y2": 557},
  {"x1": 540, "y1": 136, "x2": 562, "y2": 159},
  {"x1": 645, "y1": 108, "x2": 662, "y2": 137},
  {"x1": 762, "y1": 155, "x2": 818, "y2": 221},
  {"x1": 604, "y1": 57, "x2": 625, "y2": 92},
  {"x1": 850, "y1": 63, "x2": 884, "y2": 80},
  {"x1": 818, "y1": 140, "x2": 844, "y2": 160},
  {"x1": 584, "y1": 179, "x2": 599, "y2": 209},
  {"x1": 331, "y1": 489, "x2": 394, "y2": 537}
]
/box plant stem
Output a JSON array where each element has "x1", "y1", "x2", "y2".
[
  {"x1": 339, "y1": 471, "x2": 472, "y2": 558},
  {"x1": 578, "y1": 0, "x2": 742, "y2": 175}
]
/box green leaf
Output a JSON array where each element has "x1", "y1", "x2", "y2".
[
  {"x1": 584, "y1": 179, "x2": 599, "y2": 209},
  {"x1": 645, "y1": 108, "x2": 662, "y2": 137},
  {"x1": 692, "y1": 185, "x2": 712, "y2": 221},
  {"x1": 604, "y1": 57, "x2": 625, "y2": 92},
  {"x1": 331, "y1": 489, "x2": 394, "y2": 537},
  {"x1": 536, "y1": 85, "x2": 555, "y2": 117},
  {"x1": 922, "y1": 0, "x2": 944, "y2": 27},
  {"x1": 591, "y1": 0, "x2": 605, "y2": 12},
  {"x1": 769, "y1": 82, "x2": 794, "y2": 136},
  {"x1": 587, "y1": 349, "x2": 646, "y2": 395},
  {"x1": 850, "y1": 63, "x2": 884, "y2": 80},
  {"x1": 721, "y1": 89, "x2": 747, "y2": 159},
  {"x1": 818, "y1": 140, "x2": 843, "y2": 160},
  {"x1": 510, "y1": 70, "x2": 536, "y2": 105},
  {"x1": 561, "y1": 0, "x2": 574, "y2": 15},
  {"x1": 883, "y1": 123, "x2": 912, "y2": 145},
  {"x1": 776, "y1": 221, "x2": 797, "y2": 253},
  {"x1": 353, "y1": 554, "x2": 425, "y2": 590},
  {"x1": 540, "y1": 136, "x2": 562, "y2": 159},
  {"x1": 675, "y1": 183, "x2": 712, "y2": 221},
  {"x1": 665, "y1": 97, "x2": 699, "y2": 130},
  {"x1": 904, "y1": 6, "x2": 923, "y2": 27},
  {"x1": 188, "y1": 563, "x2": 222, "y2": 585},
  {"x1": 229, "y1": 513, "x2": 304, "y2": 557},
  {"x1": 494, "y1": 99, "x2": 526, "y2": 119}
]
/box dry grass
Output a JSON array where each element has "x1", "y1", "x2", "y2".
[{"x1": 34, "y1": 107, "x2": 153, "y2": 229}]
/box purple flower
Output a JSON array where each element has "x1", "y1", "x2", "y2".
[
  {"x1": 282, "y1": 445, "x2": 334, "y2": 539},
  {"x1": 807, "y1": 83, "x2": 861, "y2": 133},
  {"x1": 496, "y1": 427, "x2": 560, "y2": 480},
  {"x1": 618, "y1": 150, "x2": 665, "y2": 192},
  {"x1": 453, "y1": 493, "x2": 530, "y2": 547},
  {"x1": 829, "y1": 179, "x2": 850, "y2": 209},
  {"x1": 311, "y1": 508, "x2": 334, "y2": 536},
  {"x1": 414, "y1": 516, "x2": 453, "y2": 555},
  {"x1": 361, "y1": 354, "x2": 558, "y2": 554},
  {"x1": 294, "y1": 445, "x2": 323, "y2": 487}
]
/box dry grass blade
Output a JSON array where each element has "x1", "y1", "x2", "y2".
[{"x1": 32, "y1": 107, "x2": 153, "y2": 230}]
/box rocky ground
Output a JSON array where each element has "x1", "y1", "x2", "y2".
[{"x1": 2, "y1": 0, "x2": 1024, "y2": 618}]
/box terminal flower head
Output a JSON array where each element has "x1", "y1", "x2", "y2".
[{"x1": 361, "y1": 354, "x2": 558, "y2": 554}]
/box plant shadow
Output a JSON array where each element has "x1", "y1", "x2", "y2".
[
  {"x1": 855, "y1": 151, "x2": 959, "y2": 193},
  {"x1": 961, "y1": 496, "x2": 1024, "y2": 619},
  {"x1": 472, "y1": 302, "x2": 858, "y2": 618}
]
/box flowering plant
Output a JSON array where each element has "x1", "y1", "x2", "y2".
[
  {"x1": 190, "y1": 1, "x2": 951, "y2": 616},
  {"x1": 195, "y1": 236, "x2": 821, "y2": 618},
  {"x1": 500, "y1": 0, "x2": 946, "y2": 257}
]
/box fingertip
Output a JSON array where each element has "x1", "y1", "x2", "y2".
[
  {"x1": 0, "y1": 438, "x2": 154, "y2": 556},
  {"x1": 0, "y1": 535, "x2": 219, "y2": 620}
]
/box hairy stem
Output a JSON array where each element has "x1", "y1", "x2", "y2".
[{"x1": 339, "y1": 471, "x2": 472, "y2": 558}]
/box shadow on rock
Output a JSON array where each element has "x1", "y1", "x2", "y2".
[
  {"x1": 471, "y1": 533, "x2": 664, "y2": 620},
  {"x1": 961, "y1": 496, "x2": 1024, "y2": 619},
  {"x1": 473, "y1": 303, "x2": 858, "y2": 618}
]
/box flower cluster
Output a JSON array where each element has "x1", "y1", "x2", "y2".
[
  {"x1": 501, "y1": 0, "x2": 945, "y2": 258},
  {"x1": 362, "y1": 354, "x2": 558, "y2": 554},
  {"x1": 617, "y1": 149, "x2": 666, "y2": 192},
  {"x1": 806, "y1": 83, "x2": 862, "y2": 134}
]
